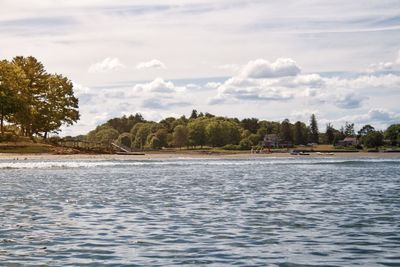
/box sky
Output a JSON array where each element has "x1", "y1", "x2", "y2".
[{"x1": 1, "y1": 0, "x2": 400, "y2": 136}]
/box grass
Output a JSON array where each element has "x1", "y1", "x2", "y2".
[
  {"x1": 0, "y1": 140, "x2": 53, "y2": 154},
  {"x1": 0, "y1": 145, "x2": 52, "y2": 154}
]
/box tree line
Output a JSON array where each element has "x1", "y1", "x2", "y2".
[
  {"x1": 84, "y1": 110, "x2": 400, "y2": 150},
  {"x1": 0, "y1": 56, "x2": 79, "y2": 138}
]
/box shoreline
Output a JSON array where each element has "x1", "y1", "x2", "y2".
[{"x1": 1, "y1": 151, "x2": 400, "y2": 160}]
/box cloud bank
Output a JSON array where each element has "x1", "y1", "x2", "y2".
[{"x1": 88, "y1": 57, "x2": 125, "y2": 73}]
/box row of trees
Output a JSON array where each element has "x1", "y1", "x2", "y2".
[
  {"x1": 84, "y1": 110, "x2": 400, "y2": 150},
  {"x1": 0, "y1": 56, "x2": 79, "y2": 138}
]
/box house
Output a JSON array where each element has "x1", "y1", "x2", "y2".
[
  {"x1": 261, "y1": 134, "x2": 292, "y2": 148},
  {"x1": 337, "y1": 137, "x2": 358, "y2": 146},
  {"x1": 262, "y1": 134, "x2": 279, "y2": 147}
]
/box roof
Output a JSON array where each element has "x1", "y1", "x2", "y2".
[{"x1": 343, "y1": 137, "x2": 357, "y2": 141}]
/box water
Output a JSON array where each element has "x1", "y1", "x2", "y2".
[{"x1": 1, "y1": 157, "x2": 400, "y2": 266}]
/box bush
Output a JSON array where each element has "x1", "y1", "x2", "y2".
[
  {"x1": 47, "y1": 136, "x2": 61, "y2": 145},
  {"x1": 239, "y1": 138, "x2": 252, "y2": 150},
  {"x1": 0, "y1": 133, "x2": 19, "y2": 142},
  {"x1": 147, "y1": 135, "x2": 162, "y2": 149},
  {"x1": 222, "y1": 144, "x2": 240, "y2": 150},
  {"x1": 117, "y1": 133, "x2": 133, "y2": 148}
]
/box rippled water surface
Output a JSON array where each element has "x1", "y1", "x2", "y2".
[{"x1": 1, "y1": 157, "x2": 400, "y2": 266}]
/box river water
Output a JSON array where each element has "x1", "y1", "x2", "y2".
[{"x1": 1, "y1": 157, "x2": 399, "y2": 266}]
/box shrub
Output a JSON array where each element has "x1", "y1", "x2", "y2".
[
  {"x1": 222, "y1": 144, "x2": 240, "y2": 150},
  {"x1": 0, "y1": 133, "x2": 19, "y2": 142}
]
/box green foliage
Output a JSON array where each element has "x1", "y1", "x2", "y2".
[
  {"x1": 94, "y1": 128, "x2": 119, "y2": 145},
  {"x1": 117, "y1": 133, "x2": 133, "y2": 148},
  {"x1": 325, "y1": 123, "x2": 335, "y2": 144},
  {"x1": 187, "y1": 118, "x2": 207, "y2": 147},
  {"x1": 240, "y1": 118, "x2": 259, "y2": 133},
  {"x1": 362, "y1": 131, "x2": 384, "y2": 148},
  {"x1": 0, "y1": 60, "x2": 28, "y2": 135},
  {"x1": 358, "y1": 124, "x2": 375, "y2": 137},
  {"x1": 0, "y1": 132, "x2": 19, "y2": 142},
  {"x1": 173, "y1": 125, "x2": 188, "y2": 148},
  {"x1": 294, "y1": 121, "x2": 307, "y2": 145},
  {"x1": 82, "y1": 110, "x2": 398, "y2": 151},
  {"x1": 280, "y1": 119, "x2": 293, "y2": 143},
  {"x1": 309, "y1": 114, "x2": 319, "y2": 143},
  {"x1": 189, "y1": 109, "x2": 198, "y2": 119},
  {"x1": 384, "y1": 124, "x2": 400, "y2": 146},
  {"x1": 344, "y1": 122, "x2": 355, "y2": 137},
  {"x1": 222, "y1": 144, "x2": 241, "y2": 150},
  {"x1": 239, "y1": 138, "x2": 253, "y2": 150},
  {"x1": 131, "y1": 123, "x2": 154, "y2": 149},
  {"x1": 206, "y1": 118, "x2": 240, "y2": 147},
  {"x1": 154, "y1": 128, "x2": 168, "y2": 148},
  {"x1": 0, "y1": 56, "x2": 79, "y2": 138},
  {"x1": 107, "y1": 113, "x2": 145, "y2": 133}
]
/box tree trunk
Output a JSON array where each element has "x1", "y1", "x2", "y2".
[
  {"x1": 0, "y1": 113, "x2": 3, "y2": 135},
  {"x1": 44, "y1": 131, "x2": 48, "y2": 139},
  {"x1": 0, "y1": 105, "x2": 4, "y2": 135}
]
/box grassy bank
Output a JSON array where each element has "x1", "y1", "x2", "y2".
[{"x1": 0, "y1": 142, "x2": 53, "y2": 154}]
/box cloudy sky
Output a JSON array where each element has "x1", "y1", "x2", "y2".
[{"x1": 1, "y1": 0, "x2": 400, "y2": 135}]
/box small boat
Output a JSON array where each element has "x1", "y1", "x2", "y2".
[{"x1": 299, "y1": 152, "x2": 310, "y2": 155}]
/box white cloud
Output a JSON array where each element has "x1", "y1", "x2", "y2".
[
  {"x1": 132, "y1": 78, "x2": 186, "y2": 94},
  {"x1": 136, "y1": 59, "x2": 166, "y2": 69},
  {"x1": 205, "y1": 82, "x2": 221, "y2": 89},
  {"x1": 72, "y1": 82, "x2": 91, "y2": 96},
  {"x1": 209, "y1": 58, "x2": 302, "y2": 104},
  {"x1": 336, "y1": 108, "x2": 400, "y2": 129},
  {"x1": 324, "y1": 74, "x2": 400, "y2": 90},
  {"x1": 290, "y1": 109, "x2": 320, "y2": 123},
  {"x1": 367, "y1": 62, "x2": 394, "y2": 73},
  {"x1": 210, "y1": 77, "x2": 293, "y2": 104},
  {"x1": 366, "y1": 49, "x2": 400, "y2": 73},
  {"x1": 334, "y1": 92, "x2": 366, "y2": 109},
  {"x1": 88, "y1": 57, "x2": 124, "y2": 73},
  {"x1": 396, "y1": 50, "x2": 400, "y2": 65},
  {"x1": 240, "y1": 58, "x2": 301, "y2": 78}
]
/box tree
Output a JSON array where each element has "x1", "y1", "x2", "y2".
[
  {"x1": 293, "y1": 121, "x2": 307, "y2": 145},
  {"x1": 241, "y1": 118, "x2": 259, "y2": 133},
  {"x1": 159, "y1": 117, "x2": 176, "y2": 132},
  {"x1": 384, "y1": 124, "x2": 400, "y2": 146},
  {"x1": 325, "y1": 123, "x2": 335, "y2": 144},
  {"x1": 131, "y1": 123, "x2": 153, "y2": 149},
  {"x1": 280, "y1": 119, "x2": 293, "y2": 143},
  {"x1": 187, "y1": 118, "x2": 207, "y2": 148},
  {"x1": 154, "y1": 128, "x2": 168, "y2": 148},
  {"x1": 189, "y1": 109, "x2": 198, "y2": 120},
  {"x1": 35, "y1": 74, "x2": 79, "y2": 138},
  {"x1": 173, "y1": 125, "x2": 188, "y2": 148},
  {"x1": 358, "y1": 124, "x2": 375, "y2": 137},
  {"x1": 147, "y1": 135, "x2": 162, "y2": 149},
  {"x1": 309, "y1": 114, "x2": 319, "y2": 143},
  {"x1": 362, "y1": 131, "x2": 384, "y2": 148},
  {"x1": 117, "y1": 133, "x2": 133, "y2": 148},
  {"x1": 239, "y1": 138, "x2": 252, "y2": 150},
  {"x1": 107, "y1": 113, "x2": 145, "y2": 133},
  {"x1": 10, "y1": 56, "x2": 79, "y2": 137},
  {"x1": 343, "y1": 122, "x2": 355, "y2": 137},
  {"x1": 206, "y1": 118, "x2": 240, "y2": 147},
  {"x1": 0, "y1": 60, "x2": 27, "y2": 135},
  {"x1": 11, "y1": 56, "x2": 49, "y2": 136},
  {"x1": 94, "y1": 128, "x2": 119, "y2": 145}
]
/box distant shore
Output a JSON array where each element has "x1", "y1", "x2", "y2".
[{"x1": 1, "y1": 151, "x2": 400, "y2": 161}]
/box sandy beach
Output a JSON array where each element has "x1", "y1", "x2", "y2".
[{"x1": 1, "y1": 151, "x2": 400, "y2": 161}]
